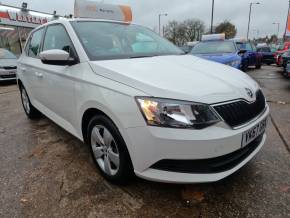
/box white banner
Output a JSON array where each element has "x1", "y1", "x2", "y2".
[{"x1": 74, "y1": 0, "x2": 132, "y2": 22}]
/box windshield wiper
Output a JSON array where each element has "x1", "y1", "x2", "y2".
[{"x1": 129, "y1": 55, "x2": 156, "y2": 59}]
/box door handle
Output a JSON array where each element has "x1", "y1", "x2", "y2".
[{"x1": 35, "y1": 72, "x2": 43, "y2": 78}]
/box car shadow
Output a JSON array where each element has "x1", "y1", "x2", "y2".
[{"x1": 0, "y1": 80, "x2": 17, "y2": 86}]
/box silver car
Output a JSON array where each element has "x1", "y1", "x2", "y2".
[{"x1": 0, "y1": 49, "x2": 17, "y2": 81}]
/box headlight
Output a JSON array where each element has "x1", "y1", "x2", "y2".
[
  {"x1": 136, "y1": 97, "x2": 220, "y2": 129},
  {"x1": 227, "y1": 60, "x2": 240, "y2": 67}
]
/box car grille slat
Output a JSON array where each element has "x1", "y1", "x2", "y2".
[
  {"x1": 0, "y1": 74, "x2": 16, "y2": 79},
  {"x1": 3, "y1": 66, "x2": 17, "y2": 70},
  {"x1": 214, "y1": 90, "x2": 266, "y2": 128}
]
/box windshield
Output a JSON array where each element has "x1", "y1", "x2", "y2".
[
  {"x1": 191, "y1": 41, "x2": 236, "y2": 54},
  {"x1": 236, "y1": 42, "x2": 253, "y2": 51},
  {"x1": 71, "y1": 21, "x2": 183, "y2": 60},
  {"x1": 0, "y1": 49, "x2": 17, "y2": 59}
]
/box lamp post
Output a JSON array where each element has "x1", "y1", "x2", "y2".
[
  {"x1": 284, "y1": 0, "x2": 290, "y2": 39},
  {"x1": 210, "y1": 0, "x2": 215, "y2": 34},
  {"x1": 247, "y1": 2, "x2": 260, "y2": 40},
  {"x1": 158, "y1": 13, "x2": 168, "y2": 36},
  {"x1": 272, "y1": 22, "x2": 280, "y2": 38}
]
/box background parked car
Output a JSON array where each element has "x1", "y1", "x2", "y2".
[
  {"x1": 180, "y1": 45, "x2": 192, "y2": 53},
  {"x1": 231, "y1": 39, "x2": 262, "y2": 71},
  {"x1": 257, "y1": 46, "x2": 275, "y2": 65},
  {"x1": 190, "y1": 34, "x2": 242, "y2": 70},
  {"x1": 284, "y1": 62, "x2": 290, "y2": 78},
  {"x1": 0, "y1": 48, "x2": 17, "y2": 81},
  {"x1": 275, "y1": 42, "x2": 290, "y2": 66},
  {"x1": 281, "y1": 50, "x2": 290, "y2": 76},
  {"x1": 179, "y1": 41, "x2": 198, "y2": 53},
  {"x1": 275, "y1": 50, "x2": 287, "y2": 67}
]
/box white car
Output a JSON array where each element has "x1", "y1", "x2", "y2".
[
  {"x1": 0, "y1": 49, "x2": 17, "y2": 81},
  {"x1": 17, "y1": 18, "x2": 269, "y2": 184}
]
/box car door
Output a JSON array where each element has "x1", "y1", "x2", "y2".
[
  {"x1": 18, "y1": 28, "x2": 45, "y2": 106},
  {"x1": 246, "y1": 42, "x2": 256, "y2": 66},
  {"x1": 38, "y1": 24, "x2": 79, "y2": 132}
]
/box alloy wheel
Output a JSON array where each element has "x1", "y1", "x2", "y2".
[{"x1": 91, "y1": 125, "x2": 120, "y2": 176}]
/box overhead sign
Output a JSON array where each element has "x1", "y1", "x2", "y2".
[
  {"x1": 0, "y1": 5, "x2": 52, "y2": 28},
  {"x1": 74, "y1": 0, "x2": 132, "y2": 22}
]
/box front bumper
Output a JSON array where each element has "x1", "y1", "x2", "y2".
[
  {"x1": 0, "y1": 69, "x2": 17, "y2": 81},
  {"x1": 262, "y1": 57, "x2": 275, "y2": 64},
  {"x1": 125, "y1": 105, "x2": 269, "y2": 184}
]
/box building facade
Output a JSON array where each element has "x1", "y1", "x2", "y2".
[{"x1": 0, "y1": 3, "x2": 55, "y2": 56}]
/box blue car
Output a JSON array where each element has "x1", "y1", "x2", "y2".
[
  {"x1": 190, "y1": 35, "x2": 242, "y2": 70},
  {"x1": 231, "y1": 39, "x2": 262, "y2": 71}
]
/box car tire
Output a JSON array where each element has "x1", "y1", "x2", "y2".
[
  {"x1": 283, "y1": 71, "x2": 289, "y2": 78},
  {"x1": 87, "y1": 115, "x2": 134, "y2": 184},
  {"x1": 20, "y1": 85, "x2": 42, "y2": 119},
  {"x1": 241, "y1": 61, "x2": 248, "y2": 72},
  {"x1": 256, "y1": 62, "x2": 262, "y2": 69}
]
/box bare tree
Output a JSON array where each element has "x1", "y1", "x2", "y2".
[{"x1": 164, "y1": 19, "x2": 205, "y2": 46}]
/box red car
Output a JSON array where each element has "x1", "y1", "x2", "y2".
[{"x1": 275, "y1": 42, "x2": 290, "y2": 66}]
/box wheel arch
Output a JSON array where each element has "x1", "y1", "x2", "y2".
[
  {"x1": 81, "y1": 106, "x2": 135, "y2": 170},
  {"x1": 80, "y1": 105, "x2": 128, "y2": 146},
  {"x1": 81, "y1": 108, "x2": 109, "y2": 144}
]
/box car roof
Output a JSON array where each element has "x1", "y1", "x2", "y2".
[{"x1": 32, "y1": 18, "x2": 134, "y2": 32}]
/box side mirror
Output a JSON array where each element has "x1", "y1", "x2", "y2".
[
  {"x1": 238, "y1": 49, "x2": 247, "y2": 56},
  {"x1": 39, "y1": 49, "x2": 77, "y2": 66}
]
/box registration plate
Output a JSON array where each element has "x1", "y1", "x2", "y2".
[
  {"x1": 241, "y1": 119, "x2": 267, "y2": 147},
  {"x1": 0, "y1": 71, "x2": 15, "y2": 75}
]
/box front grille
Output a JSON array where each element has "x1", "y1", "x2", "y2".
[
  {"x1": 3, "y1": 66, "x2": 17, "y2": 70},
  {"x1": 213, "y1": 90, "x2": 266, "y2": 128},
  {"x1": 150, "y1": 134, "x2": 263, "y2": 174},
  {"x1": 0, "y1": 74, "x2": 16, "y2": 79}
]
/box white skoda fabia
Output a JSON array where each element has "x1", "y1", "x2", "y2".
[{"x1": 17, "y1": 19, "x2": 269, "y2": 184}]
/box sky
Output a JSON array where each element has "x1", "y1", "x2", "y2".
[{"x1": 1, "y1": 0, "x2": 289, "y2": 39}]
